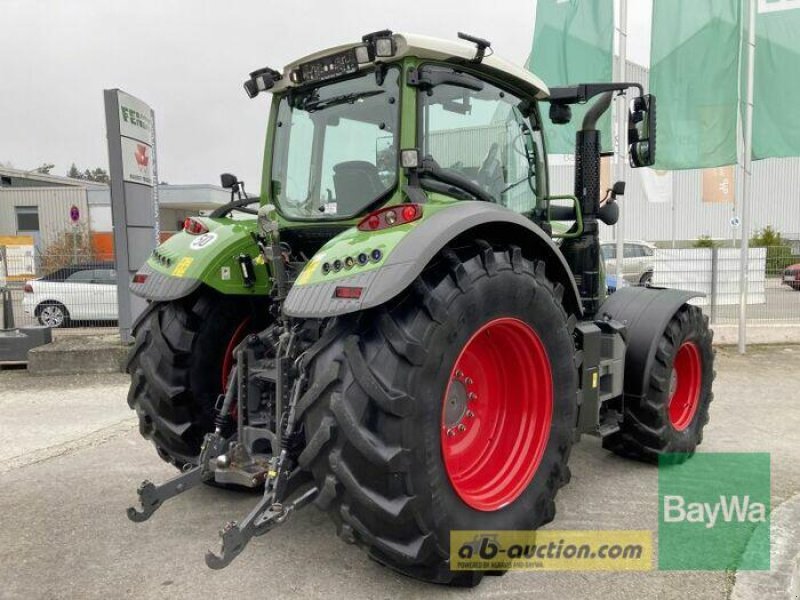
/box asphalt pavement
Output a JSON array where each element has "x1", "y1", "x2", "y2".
[{"x1": 0, "y1": 347, "x2": 798, "y2": 600}]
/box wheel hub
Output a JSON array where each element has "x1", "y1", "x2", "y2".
[{"x1": 668, "y1": 341, "x2": 702, "y2": 431}]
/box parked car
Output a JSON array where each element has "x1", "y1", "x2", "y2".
[
  {"x1": 22, "y1": 262, "x2": 118, "y2": 327},
  {"x1": 601, "y1": 241, "x2": 656, "y2": 286},
  {"x1": 783, "y1": 263, "x2": 800, "y2": 291}
]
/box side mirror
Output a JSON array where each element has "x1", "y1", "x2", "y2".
[
  {"x1": 220, "y1": 173, "x2": 239, "y2": 190},
  {"x1": 628, "y1": 94, "x2": 656, "y2": 168}
]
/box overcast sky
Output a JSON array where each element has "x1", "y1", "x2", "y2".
[{"x1": 0, "y1": 0, "x2": 652, "y2": 188}]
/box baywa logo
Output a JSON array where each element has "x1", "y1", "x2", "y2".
[
  {"x1": 663, "y1": 495, "x2": 767, "y2": 529},
  {"x1": 658, "y1": 453, "x2": 770, "y2": 571}
]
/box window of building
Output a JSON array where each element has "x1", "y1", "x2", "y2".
[{"x1": 15, "y1": 206, "x2": 40, "y2": 232}]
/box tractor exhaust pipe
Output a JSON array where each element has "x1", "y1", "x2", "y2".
[{"x1": 563, "y1": 92, "x2": 614, "y2": 317}]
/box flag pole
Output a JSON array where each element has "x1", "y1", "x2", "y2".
[
  {"x1": 738, "y1": 0, "x2": 757, "y2": 354},
  {"x1": 615, "y1": 0, "x2": 628, "y2": 285}
]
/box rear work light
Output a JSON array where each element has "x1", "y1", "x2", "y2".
[
  {"x1": 23, "y1": 283, "x2": 33, "y2": 293},
  {"x1": 357, "y1": 204, "x2": 422, "y2": 232},
  {"x1": 183, "y1": 217, "x2": 209, "y2": 235}
]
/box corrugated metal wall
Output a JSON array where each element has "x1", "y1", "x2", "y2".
[
  {"x1": 548, "y1": 60, "x2": 800, "y2": 245},
  {"x1": 0, "y1": 187, "x2": 89, "y2": 249}
]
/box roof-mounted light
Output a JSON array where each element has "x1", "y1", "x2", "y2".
[
  {"x1": 243, "y1": 67, "x2": 282, "y2": 99},
  {"x1": 362, "y1": 29, "x2": 395, "y2": 60},
  {"x1": 354, "y1": 45, "x2": 371, "y2": 64}
]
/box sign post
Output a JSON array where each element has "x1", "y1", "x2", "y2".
[{"x1": 104, "y1": 90, "x2": 160, "y2": 343}]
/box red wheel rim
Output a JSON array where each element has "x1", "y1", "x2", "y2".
[
  {"x1": 440, "y1": 317, "x2": 553, "y2": 512},
  {"x1": 221, "y1": 317, "x2": 252, "y2": 390},
  {"x1": 668, "y1": 341, "x2": 702, "y2": 431}
]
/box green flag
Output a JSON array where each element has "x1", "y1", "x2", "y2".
[
  {"x1": 650, "y1": 0, "x2": 742, "y2": 169},
  {"x1": 527, "y1": 0, "x2": 614, "y2": 154},
  {"x1": 752, "y1": 0, "x2": 800, "y2": 160}
]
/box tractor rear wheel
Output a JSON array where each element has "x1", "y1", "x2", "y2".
[
  {"x1": 298, "y1": 243, "x2": 578, "y2": 586},
  {"x1": 602, "y1": 304, "x2": 715, "y2": 462},
  {"x1": 126, "y1": 290, "x2": 267, "y2": 468}
]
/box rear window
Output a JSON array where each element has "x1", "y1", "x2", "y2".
[{"x1": 65, "y1": 270, "x2": 95, "y2": 283}]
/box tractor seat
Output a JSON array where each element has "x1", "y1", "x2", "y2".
[{"x1": 333, "y1": 161, "x2": 385, "y2": 213}]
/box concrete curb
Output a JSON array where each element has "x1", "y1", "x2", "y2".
[
  {"x1": 711, "y1": 324, "x2": 800, "y2": 346},
  {"x1": 732, "y1": 494, "x2": 800, "y2": 600},
  {"x1": 27, "y1": 334, "x2": 130, "y2": 376}
]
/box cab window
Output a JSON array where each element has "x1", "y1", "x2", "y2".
[{"x1": 419, "y1": 66, "x2": 544, "y2": 214}]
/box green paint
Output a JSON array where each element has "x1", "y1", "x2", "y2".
[{"x1": 145, "y1": 217, "x2": 271, "y2": 296}]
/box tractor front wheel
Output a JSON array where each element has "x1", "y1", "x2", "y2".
[
  {"x1": 602, "y1": 304, "x2": 715, "y2": 462},
  {"x1": 299, "y1": 243, "x2": 578, "y2": 586}
]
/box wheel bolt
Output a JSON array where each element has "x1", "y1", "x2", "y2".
[
  {"x1": 468, "y1": 392, "x2": 477, "y2": 401},
  {"x1": 457, "y1": 424, "x2": 466, "y2": 432},
  {"x1": 466, "y1": 410, "x2": 475, "y2": 418},
  {"x1": 465, "y1": 377, "x2": 473, "y2": 386},
  {"x1": 455, "y1": 370, "x2": 464, "y2": 378},
  {"x1": 446, "y1": 428, "x2": 456, "y2": 437}
]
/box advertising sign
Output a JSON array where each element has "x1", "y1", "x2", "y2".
[
  {"x1": 121, "y1": 136, "x2": 154, "y2": 185},
  {"x1": 104, "y1": 88, "x2": 159, "y2": 341},
  {"x1": 117, "y1": 91, "x2": 154, "y2": 143},
  {"x1": 702, "y1": 166, "x2": 735, "y2": 204}
]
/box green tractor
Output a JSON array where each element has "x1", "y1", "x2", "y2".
[{"x1": 126, "y1": 31, "x2": 715, "y2": 586}]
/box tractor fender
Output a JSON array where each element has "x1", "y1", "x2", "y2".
[
  {"x1": 597, "y1": 286, "x2": 705, "y2": 400},
  {"x1": 283, "y1": 201, "x2": 582, "y2": 319},
  {"x1": 130, "y1": 218, "x2": 271, "y2": 302}
]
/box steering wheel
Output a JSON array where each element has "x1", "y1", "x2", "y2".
[{"x1": 476, "y1": 143, "x2": 505, "y2": 200}]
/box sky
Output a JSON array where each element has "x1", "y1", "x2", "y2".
[{"x1": 0, "y1": 0, "x2": 652, "y2": 188}]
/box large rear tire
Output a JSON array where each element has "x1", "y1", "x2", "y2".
[
  {"x1": 126, "y1": 290, "x2": 267, "y2": 467},
  {"x1": 298, "y1": 243, "x2": 578, "y2": 586},
  {"x1": 602, "y1": 304, "x2": 715, "y2": 462}
]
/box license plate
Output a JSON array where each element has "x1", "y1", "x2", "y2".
[{"x1": 785, "y1": 275, "x2": 796, "y2": 282}]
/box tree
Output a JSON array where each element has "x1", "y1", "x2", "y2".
[
  {"x1": 67, "y1": 163, "x2": 82, "y2": 179},
  {"x1": 66, "y1": 164, "x2": 110, "y2": 183},
  {"x1": 34, "y1": 163, "x2": 55, "y2": 174},
  {"x1": 750, "y1": 226, "x2": 796, "y2": 276}
]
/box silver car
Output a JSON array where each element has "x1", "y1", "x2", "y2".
[{"x1": 601, "y1": 241, "x2": 656, "y2": 286}]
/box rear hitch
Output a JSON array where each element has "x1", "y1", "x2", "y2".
[
  {"x1": 126, "y1": 429, "x2": 227, "y2": 522},
  {"x1": 205, "y1": 483, "x2": 318, "y2": 569}
]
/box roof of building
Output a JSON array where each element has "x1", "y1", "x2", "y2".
[{"x1": 0, "y1": 166, "x2": 108, "y2": 189}]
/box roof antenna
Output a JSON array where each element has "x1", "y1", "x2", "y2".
[{"x1": 457, "y1": 32, "x2": 492, "y2": 64}]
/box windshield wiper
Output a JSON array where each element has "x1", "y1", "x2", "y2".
[{"x1": 299, "y1": 90, "x2": 384, "y2": 112}]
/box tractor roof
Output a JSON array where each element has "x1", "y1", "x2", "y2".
[{"x1": 270, "y1": 32, "x2": 549, "y2": 100}]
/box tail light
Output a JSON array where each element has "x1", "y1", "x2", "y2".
[
  {"x1": 357, "y1": 204, "x2": 423, "y2": 232},
  {"x1": 23, "y1": 283, "x2": 33, "y2": 293},
  {"x1": 132, "y1": 273, "x2": 148, "y2": 284},
  {"x1": 334, "y1": 286, "x2": 363, "y2": 299},
  {"x1": 183, "y1": 217, "x2": 209, "y2": 235}
]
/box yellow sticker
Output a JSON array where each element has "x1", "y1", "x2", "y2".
[
  {"x1": 172, "y1": 257, "x2": 194, "y2": 278},
  {"x1": 296, "y1": 257, "x2": 321, "y2": 286}
]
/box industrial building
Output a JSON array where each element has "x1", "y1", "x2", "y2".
[{"x1": 0, "y1": 166, "x2": 230, "y2": 259}]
